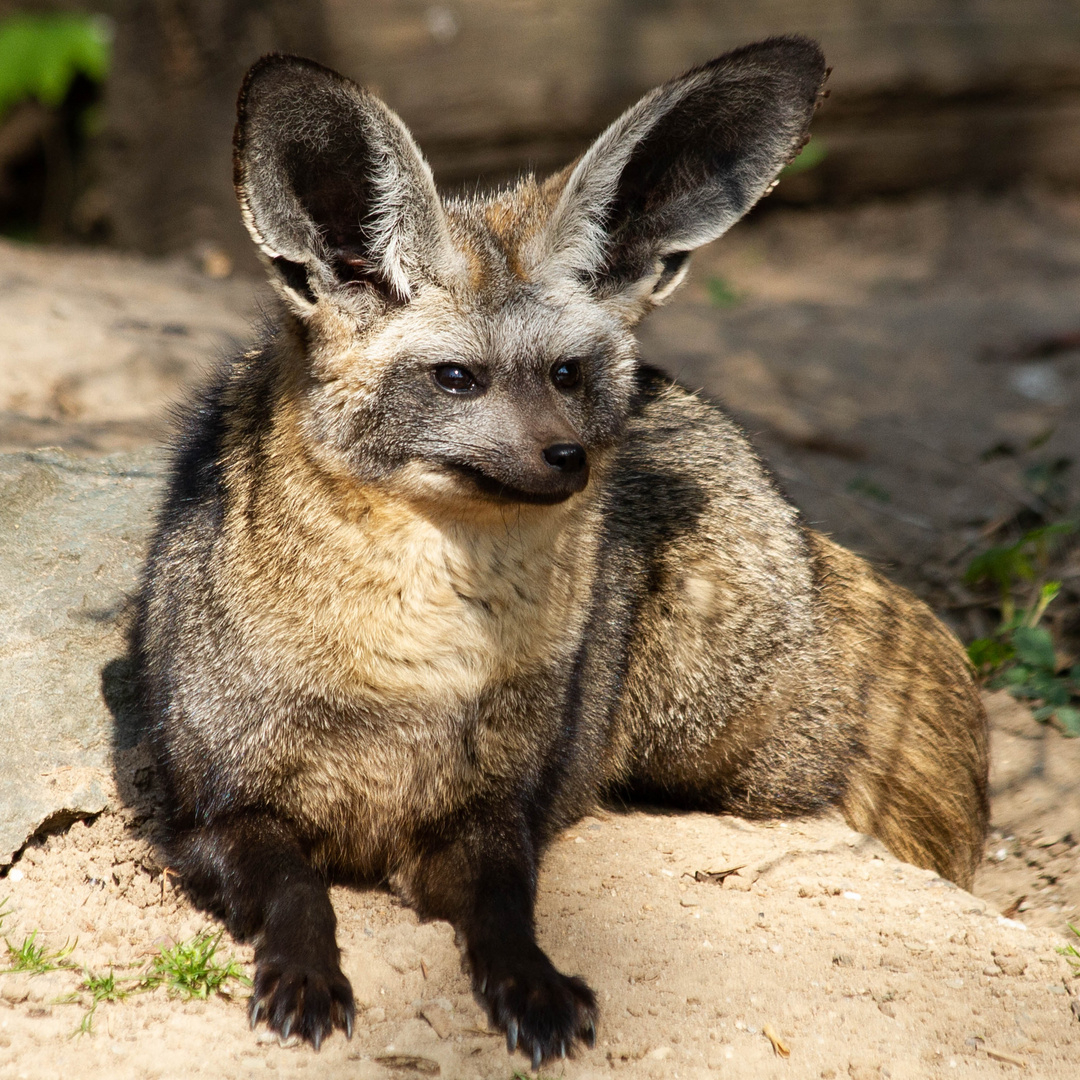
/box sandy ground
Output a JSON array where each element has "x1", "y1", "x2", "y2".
[
  {"x1": 0, "y1": 696, "x2": 1078, "y2": 1080},
  {"x1": 2, "y1": 192, "x2": 1080, "y2": 1076}
]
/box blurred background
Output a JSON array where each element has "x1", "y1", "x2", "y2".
[
  {"x1": 2, "y1": 2, "x2": 1080, "y2": 760},
  {"x1": 3, "y1": 0, "x2": 1080, "y2": 260}
]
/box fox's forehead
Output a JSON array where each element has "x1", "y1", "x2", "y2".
[
  {"x1": 375, "y1": 268, "x2": 630, "y2": 370},
  {"x1": 369, "y1": 178, "x2": 631, "y2": 367},
  {"x1": 441, "y1": 173, "x2": 568, "y2": 295}
]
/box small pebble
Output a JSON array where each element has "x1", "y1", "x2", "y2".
[
  {"x1": 0, "y1": 976, "x2": 30, "y2": 1004},
  {"x1": 992, "y1": 951, "x2": 1027, "y2": 977}
]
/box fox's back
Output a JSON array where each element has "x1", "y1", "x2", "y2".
[{"x1": 596, "y1": 371, "x2": 987, "y2": 882}]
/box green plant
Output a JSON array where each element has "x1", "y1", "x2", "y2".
[
  {"x1": 1057, "y1": 921, "x2": 1080, "y2": 975},
  {"x1": 0, "y1": 13, "x2": 110, "y2": 122},
  {"x1": 965, "y1": 523, "x2": 1073, "y2": 626},
  {"x1": 965, "y1": 523, "x2": 1079, "y2": 736},
  {"x1": 75, "y1": 968, "x2": 144, "y2": 1034},
  {"x1": 148, "y1": 930, "x2": 251, "y2": 1000},
  {"x1": 706, "y1": 276, "x2": 739, "y2": 308},
  {"x1": 0, "y1": 920, "x2": 250, "y2": 1034},
  {"x1": 3, "y1": 929, "x2": 76, "y2": 974},
  {"x1": 780, "y1": 135, "x2": 827, "y2": 177},
  {"x1": 66, "y1": 932, "x2": 249, "y2": 1035},
  {"x1": 847, "y1": 475, "x2": 891, "y2": 503}
]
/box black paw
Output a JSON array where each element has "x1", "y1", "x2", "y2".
[
  {"x1": 248, "y1": 957, "x2": 355, "y2": 1050},
  {"x1": 473, "y1": 943, "x2": 598, "y2": 1068}
]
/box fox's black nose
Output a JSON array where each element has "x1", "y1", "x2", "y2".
[{"x1": 543, "y1": 443, "x2": 587, "y2": 474}]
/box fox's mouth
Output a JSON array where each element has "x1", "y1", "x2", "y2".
[{"x1": 443, "y1": 461, "x2": 589, "y2": 505}]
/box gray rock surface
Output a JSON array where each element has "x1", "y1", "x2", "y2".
[{"x1": 0, "y1": 449, "x2": 163, "y2": 866}]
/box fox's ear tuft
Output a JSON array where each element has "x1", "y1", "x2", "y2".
[
  {"x1": 234, "y1": 54, "x2": 459, "y2": 314},
  {"x1": 537, "y1": 36, "x2": 826, "y2": 304}
]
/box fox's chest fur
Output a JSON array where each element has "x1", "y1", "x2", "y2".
[
  {"x1": 232, "y1": 469, "x2": 597, "y2": 702},
  {"x1": 203, "y1": 449, "x2": 601, "y2": 868}
]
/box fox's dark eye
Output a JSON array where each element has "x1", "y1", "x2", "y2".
[
  {"x1": 433, "y1": 364, "x2": 479, "y2": 394},
  {"x1": 551, "y1": 360, "x2": 581, "y2": 390}
]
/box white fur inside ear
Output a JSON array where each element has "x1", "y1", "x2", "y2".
[
  {"x1": 535, "y1": 93, "x2": 664, "y2": 280},
  {"x1": 275, "y1": 279, "x2": 319, "y2": 315},
  {"x1": 363, "y1": 102, "x2": 470, "y2": 302},
  {"x1": 364, "y1": 143, "x2": 416, "y2": 303},
  {"x1": 649, "y1": 252, "x2": 692, "y2": 304}
]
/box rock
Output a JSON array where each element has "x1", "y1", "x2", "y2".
[
  {"x1": 0, "y1": 975, "x2": 31, "y2": 1004},
  {"x1": 993, "y1": 950, "x2": 1028, "y2": 977},
  {"x1": 419, "y1": 1002, "x2": 453, "y2": 1040},
  {"x1": 0, "y1": 449, "x2": 163, "y2": 865},
  {"x1": 848, "y1": 1057, "x2": 882, "y2": 1079}
]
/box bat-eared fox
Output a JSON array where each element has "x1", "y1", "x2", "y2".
[{"x1": 135, "y1": 36, "x2": 988, "y2": 1068}]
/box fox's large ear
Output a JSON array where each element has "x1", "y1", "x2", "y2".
[
  {"x1": 234, "y1": 55, "x2": 460, "y2": 312},
  {"x1": 535, "y1": 37, "x2": 826, "y2": 305}
]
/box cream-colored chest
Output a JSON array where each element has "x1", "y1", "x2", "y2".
[{"x1": 235, "y1": 496, "x2": 596, "y2": 709}]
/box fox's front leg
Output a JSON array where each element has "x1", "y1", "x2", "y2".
[
  {"x1": 169, "y1": 812, "x2": 355, "y2": 1049},
  {"x1": 400, "y1": 809, "x2": 597, "y2": 1068}
]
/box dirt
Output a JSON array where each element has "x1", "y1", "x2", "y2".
[
  {"x1": 0, "y1": 723, "x2": 1078, "y2": 1080},
  {"x1": 2, "y1": 191, "x2": 1080, "y2": 1076}
]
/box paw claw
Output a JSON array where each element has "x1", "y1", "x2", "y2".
[
  {"x1": 250, "y1": 957, "x2": 354, "y2": 1050},
  {"x1": 478, "y1": 949, "x2": 597, "y2": 1066},
  {"x1": 249, "y1": 998, "x2": 266, "y2": 1029}
]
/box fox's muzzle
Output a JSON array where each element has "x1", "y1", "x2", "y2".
[{"x1": 448, "y1": 441, "x2": 590, "y2": 505}]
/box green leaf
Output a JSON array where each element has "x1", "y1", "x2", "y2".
[
  {"x1": 846, "y1": 475, "x2": 891, "y2": 503},
  {"x1": 780, "y1": 136, "x2": 827, "y2": 177},
  {"x1": 1019, "y1": 670, "x2": 1066, "y2": 702},
  {"x1": 1044, "y1": 681, "x2": 1072, "y2": 707},
  {"x1": 1039, "y1": 580, "x2": 1062, "y2": 603},
  {"x1": 967, "y1": 637, "x2": 1014, "y2": 672},
  {"x1": 1019, "y1": 521, "x2": 1076, "y2": 547},
  {"x1": 999, "y1": 664, "x2": 1033, "y2": 686},
  {"x1": 1011, "y1": 626, "x2": 1056, "y2": 671},
  {"x1": 0, "y1": 14, "x2": 111, "y2": 121},
  {"x1": 706, "y1": 277, "x2": 739, "y2": 308},
  {"x1": 1053, "y1": 706, "x2": 1080, "y2": 737},
  {"x1": 964, "y1": 544, "x2": 1032, "y2": 589}
]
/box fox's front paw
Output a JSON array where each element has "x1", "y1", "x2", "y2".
[
  {"x1": 249, "y1": 955, "x2": 355, "y2": 1050},
  {"x1": 473, "y1": 943, "x2": 598, "y2": 1068}
]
